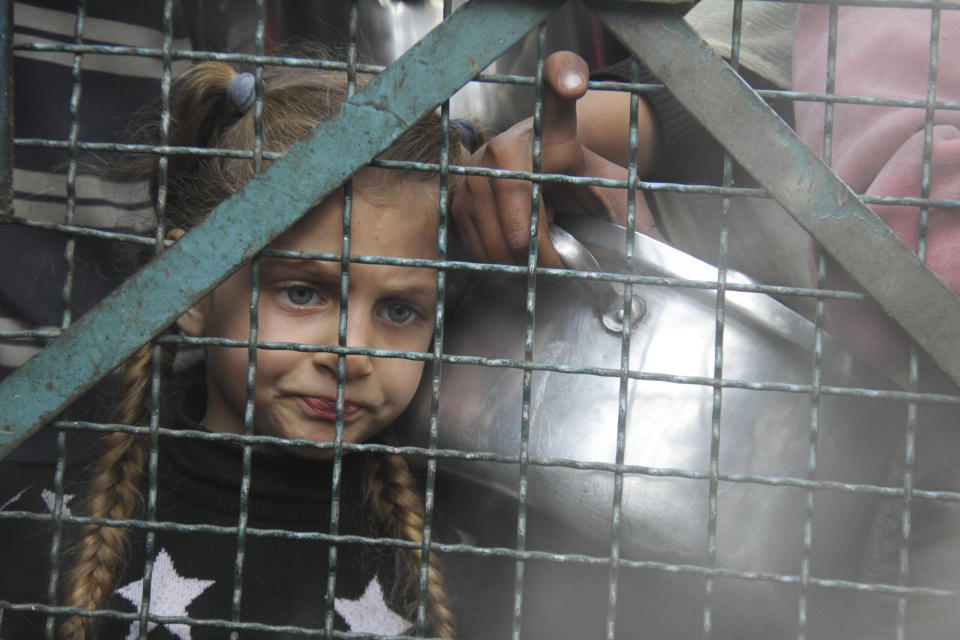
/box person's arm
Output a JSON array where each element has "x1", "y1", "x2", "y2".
[
  {"x1": 572, "y1": 87, "x2": 660, "y2": 175},
  {"x1": 451, "y1": 44, "x2": 800, "y2": 268}
]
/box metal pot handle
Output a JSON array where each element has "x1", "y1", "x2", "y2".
[{"x1": 548, "y1": 224, "x2": 645, "y2": 333}]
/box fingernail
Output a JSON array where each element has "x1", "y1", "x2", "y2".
[{"x1": 561, "y1": 72, "x2": 584, "y2": 91}]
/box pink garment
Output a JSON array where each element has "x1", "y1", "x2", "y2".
[{"x1": 793, "y1": 7, "x2": 960, "y2": 373}]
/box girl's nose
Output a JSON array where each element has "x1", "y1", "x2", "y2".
[
  {"x1": 311, "y1": 312, "x2": 375, "y2": 380},
  {"x1": 341, "y1": 347, "x2": 374, "y2": 380}
]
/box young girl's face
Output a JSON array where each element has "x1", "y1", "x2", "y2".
[{"x1": 177, "y1": 182, "x2": 440, "y2": 454}]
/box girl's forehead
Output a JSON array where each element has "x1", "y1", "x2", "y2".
[{"x1": 270, "y1": 183, "x2": 440, "y2": 258}]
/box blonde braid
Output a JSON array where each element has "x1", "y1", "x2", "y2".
[
  {"x1": 60, "y1": 343, "x2": 153, "y2": 640},
  {"x1": 364, "y1": 451, "x2": 457, "y2": 639}
]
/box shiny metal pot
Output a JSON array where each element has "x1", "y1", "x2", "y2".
[{"x1": 404, "y1": 216, "x2": 903, "y2": 637}]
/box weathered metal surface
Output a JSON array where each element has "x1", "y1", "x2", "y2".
[
  {"x1": 593, "y1": 3, "x2": 960, "y2": 387},
  {"x1": 0, "y1": 0, "x2": 563, "y2": 459}
]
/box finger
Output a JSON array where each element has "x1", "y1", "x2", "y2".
[
  {"x1": 496, "y1": 182, "x2": 562, "y2": 268},
  {"x1": 502, "y1": 194, "x2": 561, "y2": 267},
  {"x1": 536, "y1": 204, "x2": 562, "y2": 269},
  {"x1": 494, "y1": 174, "x2": 538, "y2": 260},
  {"x1": 453, "y1": 144, "x2": 520, "y2": 265},
  {"x1": 458, "y1": 176, "x2": 516, "y2": 265},
  {"x1": 472, "y1": 177, "x2": 515, "y2": 265},
  {"x1": 541, "y1": 51, "x2": 588, "y2": 144},
  {"x1": 533, "y1": 53, "x2": 590, "y2": 266},
  {"x1": 540, "y1": 51, "x2": 589, "y2": 173},
  {"x1": 450, "y1": 185, "x2": 489, "y2": 262}
]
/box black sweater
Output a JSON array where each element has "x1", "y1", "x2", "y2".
[{"x1": 0, "y1": 428, "x2": 425, "y2": 639}]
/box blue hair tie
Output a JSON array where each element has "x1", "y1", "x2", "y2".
[
  {"x1": 227, "y1": 72, "x2": 256, "y2": 113},
  {"x1": 450, "y1": 118, "x2": 480, "y2": 152}
]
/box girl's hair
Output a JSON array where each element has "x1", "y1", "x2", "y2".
[{"x1": 60, "y1": 58, "x2": 469, "y2": 639}]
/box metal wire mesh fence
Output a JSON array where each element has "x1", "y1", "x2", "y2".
[{"x1": 1, "y1": 1, "x2": 959, "y2": 639}]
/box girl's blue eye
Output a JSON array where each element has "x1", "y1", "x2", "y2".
[
  {"x1": 382, "y1": 303, "x2": 417, "y2": 325},
  {"x1": 282, "y1": 285, "x2": 319, "y2": 307}
]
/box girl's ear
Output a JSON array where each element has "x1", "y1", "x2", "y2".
[
  {"x1": 167, "y1": 228, "x2": 207, "y2": 337},
  {"x1": 176, "y1": 303, "x2": 207, "y2": 337}
]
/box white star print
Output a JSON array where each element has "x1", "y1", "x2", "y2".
[
  {"x1": 334, "y1": 576, "x2": 412, "y2": 636},
  {"x1": 41, "y1": 489, "x2": 75, "y2": 516},
  {"x1": 0, "y1": 486, "x2": 30, "y2": 512},
  {"x1": 116, "y1": 548, "x2": 215, "y2": 640}
]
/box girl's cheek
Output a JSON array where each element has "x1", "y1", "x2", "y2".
[
  {"x1": 261, "y1": 317, "x2": 314, "y2": 344},
  {"x1": 392, "y1": 328, "x2": 433, "y2": 354}
]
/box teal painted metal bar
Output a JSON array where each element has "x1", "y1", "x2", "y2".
[
  {"x1": 593, "y1": 3, "x2": 960, "y2": 387},
  {"x1": 0, "y1": 0, "x2": 563, "y2": 459}
]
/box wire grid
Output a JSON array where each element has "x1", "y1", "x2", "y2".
[{"x1": 0, "y1": 1, "x2": 959, "y2": 639}]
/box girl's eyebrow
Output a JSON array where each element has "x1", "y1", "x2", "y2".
[
  {"x1": 385, "y1": 283, "x2": 440, "y2": 300},
  {"x1": 260, "y1": 259, "x2": 438, "y2": 298},
  {"x1": 259, "y1": 258, "x2": 340, "y2": 281}
]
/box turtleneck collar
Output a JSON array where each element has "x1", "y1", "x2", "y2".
[{"x1": 157, "y1": 425, "x2": 367, "y2": 524}]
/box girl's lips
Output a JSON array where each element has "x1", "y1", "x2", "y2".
[{"x1": 298, "y1": 396, "x2": 362, "y2": 420}]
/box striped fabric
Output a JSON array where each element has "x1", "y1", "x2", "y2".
[{"x1": 2, "y1": 0, "x2": 191, "y2": 459}]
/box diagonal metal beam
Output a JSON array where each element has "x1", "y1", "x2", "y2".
[
  {"x1": 594, "y1": 3, "x2": 960, "y2": 387},
  {"x1": 0, "y1": 0, "x2": 562, "y2": 458}
]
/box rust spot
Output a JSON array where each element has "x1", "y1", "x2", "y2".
[{"x1": 46, "y1": 382, "x2": 53, "y2": 392}]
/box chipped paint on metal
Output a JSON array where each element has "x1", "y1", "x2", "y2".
[
  {"x1": 779, "y1": 133, "x2": 891, "y2": 237},
  {"x1": 660, "y1": 11, "x2": 702, "y2": 47}
]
